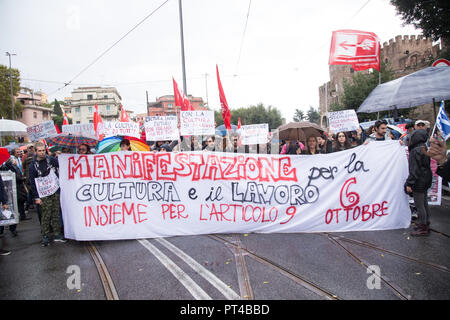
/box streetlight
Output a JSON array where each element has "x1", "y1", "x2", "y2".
[
  {"x1": 6, "y1": 52, "x2": 17, "y2": 120},
  {"x1": 178, "y1": 0, "x2": 187, "y2": 95}
]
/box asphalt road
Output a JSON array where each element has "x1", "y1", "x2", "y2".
[{"x1": 1, "y1": 199, "x2": 449, "y2": 301}]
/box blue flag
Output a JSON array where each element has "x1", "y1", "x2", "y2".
[{"x1": 436, "y1": 101, "x2": 450, "y2": 141}]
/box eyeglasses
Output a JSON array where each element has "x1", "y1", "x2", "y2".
[{"x1": 207, "y1": 140, "x2": 213, "y2": 143}]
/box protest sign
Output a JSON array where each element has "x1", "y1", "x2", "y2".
[
  {"x1": 180, "y1": 111, "x2": 215, "y2": 136},
  {"x1": 0, "y1": 171, "x2": 19, "y2": 227},
  {"x1": 35, "y1": 169, "x2": 60, "y2": 198},
  {"x1": 102, "y1": 122, "x2": 140, "y2": 139},
  {"x1": 62, "y1": 123, "x2": 96, "y2": 139},
  {"x1": 328, "y1": 110, "x2": 360, "y2": 133},
  {"x1": 240, "y1": 124, "x2": 269, "y2": 145},
  {"x1": 59, "y1": 141, "x2": 410, "y2": 241},
  {"x1": 27, "y1": 120, "x2": 58, "y2": 142},
  {"x1": 144, "y1": 116, "x2": 179, "y2": 141}
]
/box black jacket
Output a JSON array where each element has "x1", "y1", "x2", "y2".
[
  {"x1": 0, "y1": 175, "x2": 7, "y2": 205},
  {"x1": 29, "y1": 155, "x2": 59, "y2": 200},
  {"x1": 405, "y1": 130, "x2": 432, "y2": 192},
  {"x1": 0, "y1": 160, "x2": 27, "y2": 202},
  {"x1": 436, "y1": 153, "x2": 450, "y2": 182}
]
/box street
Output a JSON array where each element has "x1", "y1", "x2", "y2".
[{"x1": 1, "y1": 198, "x2": 449, "y2": 300}]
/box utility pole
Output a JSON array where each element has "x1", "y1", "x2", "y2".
[
  {"x1": 178, "y1": 0, "x2": 187, "y2": 95},
  {"x1": 6, "y1": 52, "x2": 16, "y2": 120},
  {"x1": 203, "y1": 73, "x2": 209, "y2": 107}
]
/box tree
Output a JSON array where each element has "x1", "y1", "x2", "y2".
[
  {"x1": 330, "y1": 58, "x2": 395, "y2": 120},
  {"x1": 293, "y1": 109, "x2": 305, "y2": 122},
  {"x1": 390, "y1": 0, "x2": 450, "y2": 44},
  {"x1": 52, "y1": 99, "x2": 63, "y2": 117},
  {"x1": 214, "y1": 103, "x2": 283, "y2": 130},
  {"x1": 306, "y1": 106, "x2": 320, "y2": 124},
  {"x1": 0, "y1": 64, "x2": 23, "y2": 119}
]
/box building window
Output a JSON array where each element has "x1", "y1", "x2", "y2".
[
  {"x1": 89, "y1": 120, "x2": 93, "y2": 123},
  {"x1": 168, "y1": 104, "x2": 173, "y2": 108},
  {"x1": 76, "y1": 121, "x2": 80, "y2": 124},
  {"x1": 106, "y1": 105, "x2": 110, "y2": 111},
  {"x1": 75, "y1": 107, "x2": 80, "y2": 113},
  {"x1": 88, "y1": 107, "x2": 93, "y2": 113},
  {"x1": 104, "y1": 95, "x2": 108, "y2": 98},
  {"x1": 87, "y1": 94, "x2": 93, "y2": 100},
  {"x1": 33, "y1": 112, "x2": 37, "y2": 119}
]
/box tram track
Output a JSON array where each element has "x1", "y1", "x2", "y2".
[
  {"x1": 208, "y1": 234, "x2": 340, "y2": 300},
  {"x1": 86, "y1": 241, "x2": 119, "y2": 300}
]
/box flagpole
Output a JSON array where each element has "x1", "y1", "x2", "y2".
[{"x1": 178, "y1": 0, "x2": 187, "y2": 94}]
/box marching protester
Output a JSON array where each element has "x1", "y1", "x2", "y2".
[
  {"x1": 405, "y1": 130, "x2": 433, "y2": 237},
  {"x1": 0, "y1": 174, "x2": 11, "y2": 256},
  {"x1": 29, "y1": 142, "x2": 66, "y2": 246},
  {"x1": 317, "y1": 134, "x2": 332, "y2": 154},
  {"x1": 332, "y1": 132, "x2": 352, "y2": 152},
  {"x1": 302, "y1": 136, "x2": 323, "y2": 155},
  {"x1": 78, "y1": 143, "x2": 93, "y2": 155},
  {"x1": 22, "y1": 145, "x2": 36, "y2": 213},
  {"x1": 402, "y1": 122, "x2": 415, "y2": 147},
  {"x1": 366, "y1": 120, "x2": 391, "y2": 142},
  {"x1": 203, "y1": 136, "x2": 216, "y2": 151},
  {"x1": 120, "y1": 139, "x2": 132, "y2": 151},
  {"x1": 159, "y1": 144, "x2": 172, "y2": 152}
]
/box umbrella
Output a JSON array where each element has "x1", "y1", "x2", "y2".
[
  {"x1": 46, "y1": 133, "x2": 98, "y2": 149},
  {"x1": 0, "y1": 119, "x2": 28, "y2": 136},
  {"x1": 215, "y1": 124, "x2": 238, "y2": 136},
  {"x1": 387, "y1": 124, "x2": 406, "y2": 134},
  {"x1": 357, "y1": 66, "x2": 450, "y2": 113},
  {"x1": 96, "y1": 136, "x2": 150, "y2": 153},
  {"x1": 277, "y1": 121, "x2": 325, "y2": 141},
  {"x1": 3, "y1": 143, "x2": 23, "y2": 152}
]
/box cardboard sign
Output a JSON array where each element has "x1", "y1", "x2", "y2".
[
  {"x1": 240, "y1": 124, "x2": 269, "y2": 145},
  {"x1": 180, "y1": 111, "x2": 215, "y2": 136},
  {"x1": 0, "y1": 171, "x2": 19, "y2": 226},
  {"x1": 328, "y1": 110, "x2": 360, "y2": 133},
  {"x1": 59, "y1": 141, "x2": 410, "y2": 241},
  {"x1": 62, "y1": 123, "x2": 96, "y2": 139},
  {"x1": 144, "y1": 116, "x2": 179, "y2": 141},
  {"x1": 27, "y1": 120, "x2": 58, "y2": 142},
  {"x1": 102, "y1": 122, "x2": 140, "y2": 139},
  {"x1": 35, "y1": 169, "x2": 60, "y2": 198}
]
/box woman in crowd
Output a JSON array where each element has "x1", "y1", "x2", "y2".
[
  {"x1": 120, "y1": 139, "x2": 131, "y2": 151},
  {"x1": 349, "y1": 127, "x2": 364, "y2": 147},
  {"x1": 151, "y1": 141, "x2": 164, "y2": 152},
  {"x1": 332, "y1": 132, "x2": 352, "y2": 152},
  {"x1": 302, "y1": 136, "x2": 323, "y2": 155},
  {"x1": 78, "y1": 144, "x2": 92, "y2": 155},
  {"x1": 317, "y1": 134, "x2": 332, "y2": 153},
  {"x1": 203, "y1": 136, "x2": 216, "y2": 151},
  {"x1": 159, "y1": 144, "x2": 172, "y2": 152}
]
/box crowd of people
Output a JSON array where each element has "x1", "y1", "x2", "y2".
[{"x1": 0, "y1": 118, "x2": 449, "y2": 255}]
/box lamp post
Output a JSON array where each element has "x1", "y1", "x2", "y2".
[
  {"x1": 6, "y1": 52, "x2": 16, "y2": 120},
  {"x1": 178, "y1": 0, "x2": 187, "y2": 95}
]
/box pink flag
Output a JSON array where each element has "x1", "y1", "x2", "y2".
[{"x1": 216, "y1": 65, "x2": 231, "y2": 130}]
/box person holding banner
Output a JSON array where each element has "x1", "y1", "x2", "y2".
[
  {"x1": 365, "y1": 120, "x2": 391, "y2": 142},
  {"x1": 203, "y1": 136, "x2": 216, "y2": 151},
  {"x1": 0, "y1": 175, "x2": 11, "y2": 256},
  {"x1": 332, "y1": 132, "x2": 352, "y2": 152},
  {"x1": 29, "y1": 142, "x2": 66, "y2": 246},
  {"x1": 405, "y1": 130, "x2": 433, "y2": 237},
  {"x1": 120, "y1": 139, "x2": 131, "y2": 151},
  {"x1": 302, "y1": 136, "x2": 323, "y2": 155},
  {"x1": 78, "y1": 144, "x2": 93, "y2": 155}
]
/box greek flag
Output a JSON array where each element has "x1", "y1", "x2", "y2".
[{"x1": 436, "y1": 101, "x2": 450, "y2": 140}]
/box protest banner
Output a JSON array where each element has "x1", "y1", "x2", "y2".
[
  {"x1": 0, "y1": 171, "x2": 19, "y2": 227},
  {"x1": 328, "y1": 110, "x2": 360, "y2": 133},
  {"x1": 240, "y1": 124, "x2": 269, "y2": 145},
  {"x1": 27, "y1": 120, "x2": 58, "y2": 142},
  {"x1": 144, "y1": 116, "x2": 179, "y2": 141},
  {"x1": 102, "y1": 122, "x2": 140, "y2": 139},
  {"x1": 62, "y1": 123, "x2": 96, "y2": 139},
  {"x1": 180, "y1": 111, "x2": 215, "y2": 136},
  {"x1": 59, "y1": 141, "x2": 410, "y2": 241},
  {"x1": 35, "y1": 169, "x2": 60, "y2": 198}
]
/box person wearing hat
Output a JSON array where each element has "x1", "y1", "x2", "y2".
[
  {"x1": 159, "y1": 144, "x2": 172, "y2": 152},
  {"x1": 414, "y1": 120, "x2": 427, "y2": 131}
]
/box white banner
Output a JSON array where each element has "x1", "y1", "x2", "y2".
[
  {"x1": 0, "y1": 171, "x2": 19, "y2": 226},
  {"x1": 240, "y1": 124, "x2": 269, "y2": 145},
  {"x1": 62, "y1": 123, "x2": 96, "y2": 139},
  {"x1": 102, "y1": 122, "x2": 140, "y2": 139},
  {"x1": 35, "y1": 169, "x2": 60, "y2": 198},
  {"x1": 59, "y1": 141, "x2": 410, "y2": 241},
  {"x1": 328, "y1": 109, "x2": 360, "y2": 133},
  {"x1": 144, "y1": 116, "x2": 179, "y2": 141},
  {"x1": 180, "y1": 111, "x2": 215, "y2": 136},
  {"x1": 27, "y1": 120, "x2": 58, "y2": 142}
]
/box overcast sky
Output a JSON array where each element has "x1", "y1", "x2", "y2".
[{"x1": 0, "y1": 0, "x2": 422, "y2": 121}]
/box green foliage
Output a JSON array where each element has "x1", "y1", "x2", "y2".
[
  {"x1": 0, "y1": 64, "x2": 23, "y2": 119},
  {"x1": 52, "y1": 99, "x2": 63, "y2": 116},
  {"x1": 214, "y1": 103, "x2": 283, "y2": 130},
  {"x1": 306, "y1": 106, "x2": 320, "y2": 124},
  {"x1": 52, "y1": 114, "x2": 72, "y2": 129},
  {"x1": 293, "y1": 109, "x2": 305, "y2": 122},
  {"x1": 390, "y1": 0, "x2": 450, "y2": 43}
]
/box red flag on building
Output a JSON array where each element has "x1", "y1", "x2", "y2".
[
  {"x1": 329, "y1": 30, "x2": 380, "y2": 71},
  {"x1": 120, "y1": 104, "x2": 130, "y2": 122},
  {"x1": 55, "y1": 124, "x2": 61, "y2": 134},
  {"x1": 63, "y1": 111, "x2": 69, "y2": 125},
  {"x1": 93, "y1": 104, "x2": 104, "y2": 140},
  {"x1": 216, "y1": 65, "x2": 231, "y2": 130}
]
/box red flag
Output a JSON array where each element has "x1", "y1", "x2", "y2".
[
  {"x1": 63, "y1": 111, "x2": 69, "y2": 125},
  {"x1": 237, "y1": 117, "x2": 241, "y2": 129},
  {"x1": 173, "y1": 78, "x2": 184, "y2": 109},
  {"x1": 329, "y1": 30, "x2": 380, "y2": 71},
  {"x1": 120, "y1": 105, "x2": 130, "y2": 122},
  {"x1": 94, "y1": 104, "x2": 104, "y2": 140},
  {"x1": 55, "y1": 124, "x2": 61, "y2": 134},
  {"x1": 216, "y1": 65, "x2": 231, "y2": 130},
  {"x1": 182, "y1": 94, "x2": 193, "y2": 111}
]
